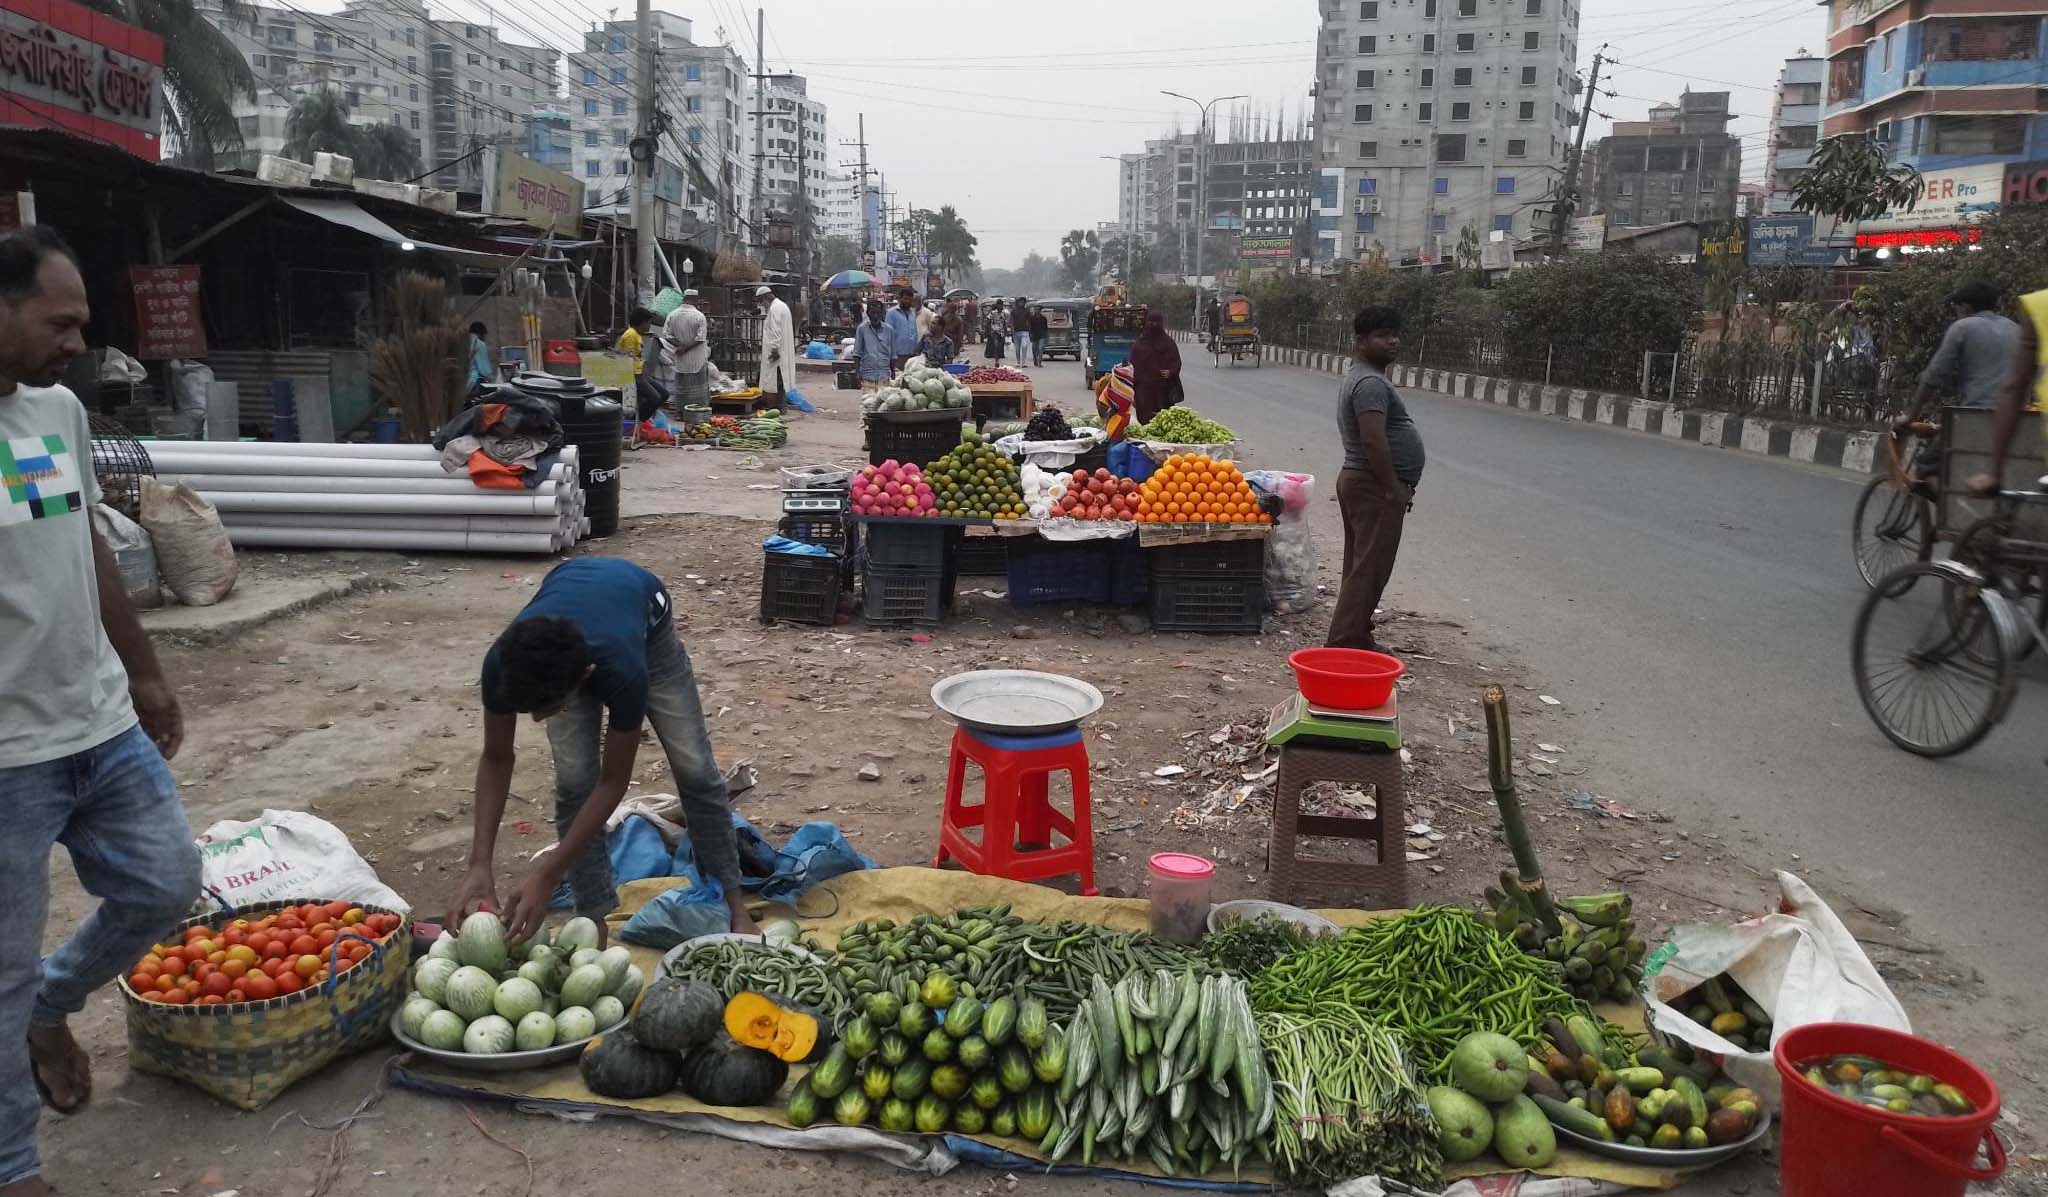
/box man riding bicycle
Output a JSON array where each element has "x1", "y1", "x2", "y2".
[
  {"x1": 1896, "y1": 282, "x2": 2018, "y2": 494},
  {"x1": 1968, "y1": 284, "x2": 2048, "y2": 497}
]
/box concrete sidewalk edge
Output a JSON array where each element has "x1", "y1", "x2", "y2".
[{"x1": 1172, "y1": 331, "x2": 1880, "y2": 474}]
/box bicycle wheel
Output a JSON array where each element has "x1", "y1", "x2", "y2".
[
  {"x1": 1852, "y1": 563, "x2": 2018, "y2": 757},
  {"x1": 1853, "y1": 476, "x2": 1934, "y2": 589}
]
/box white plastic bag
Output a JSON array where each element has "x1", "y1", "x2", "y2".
[
  {"x1": 90, "y1": 503, "x2": 161, "y2": 610},
  {"x1": 191, "y1": 809, "x2": 411, "y2": 914},
  {"x1": 138, "y1": 476, "x2": 237, "y2": 606},
  {"x1": 1642, "y1": 871, "x2": 1908, "y2": 1102},
  {"x1": 1248, "y1": 470, "x2": 1316, "y2": 612}
]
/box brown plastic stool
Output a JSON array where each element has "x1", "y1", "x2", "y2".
[{"x1": 1267, "y1": 742, "x2": 1409, "y2": 907}]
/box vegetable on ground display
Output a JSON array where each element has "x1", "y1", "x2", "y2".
[
  {"x1": 125, "y1": 900, "x2": 403, "y2": 1007},
  {"x1": 400, "y1": 915, "x2": 639, "y2": 1057}
]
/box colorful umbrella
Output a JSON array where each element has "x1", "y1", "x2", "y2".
[{"x1": 822, "y1": 269, "x2": 878, "y2": 291}]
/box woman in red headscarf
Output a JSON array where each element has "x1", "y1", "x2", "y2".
[{"x1": 1127, "y1": 310, "x2": 1184, "y2": 425}]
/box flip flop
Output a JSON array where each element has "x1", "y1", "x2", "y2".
[{"x1": 26, "y1": 1035, "x2": 89, "y2": 1115}]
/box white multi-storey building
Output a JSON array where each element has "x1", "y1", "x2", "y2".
[
  {"x1": 1766, "y1": 55, "x2": 1824, "y2": 213},
  {"x1": 744, "y1": 71, "x2": 830, "y2": 239},
  {"x1": 820, "y1": 169, "x2": 865, "y2": 241},
  {"x1": 1310, "y1": 0, "x2": 1583, "y2": 265}
]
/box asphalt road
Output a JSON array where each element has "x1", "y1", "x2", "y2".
[{"x1": 1067, "y1": 352, "x2": 2046, "y2": 1006}]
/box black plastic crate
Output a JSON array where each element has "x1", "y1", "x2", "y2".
[
  {"x1": 759, "y1": 550, "x2": 843, "y2": 626},
  {"x1": 777, "y1": 513, "x2": 854, "y2": 556},
  {"x1": 868, "y1": 413, "x2": 967, "y2": 468},
  {"x1": 1071, "y1": 443, "x2": 1110, "y2": 476},
  {"x1": 956, "y1": 534, "x2": 1010, "y2": 576},
  {"x1": 863, "y1": 519, "x2": 950, "y2": 570},
  {"x1": 861, "y1": 562, "x2": 949, "y2": 626},
  {"x1": 1107, "y1": 537, "x2": 1149, "y2": 606},
  {"x1": 1006, "y1": 538, "x2": 1111, "y2": 608},
  {"x1": 1148, "y1": 538, "x2": 1267, "y2": 577},
  {"x1": 1149, "y1": 573, "x2": 1265, "y2": 634}
]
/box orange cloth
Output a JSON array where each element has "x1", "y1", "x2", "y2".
[{"x1": 466, "y1": 449, "x2": 526, "y2": 489}]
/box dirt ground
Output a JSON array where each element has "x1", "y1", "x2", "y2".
[{"x1": 29, "y1": 377, "x2": 2045, "y2": 1196}]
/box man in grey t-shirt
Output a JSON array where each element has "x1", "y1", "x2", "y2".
[
  {"x1": 0, "y1": 228, "x2": 200, "y2": 1196},
  {"x1": 1898, "y1": 281, "x2": 2020, "y2": 489},
  {"x1": 1329, "y1": 305, "x2": 1425, "y2": 652}
]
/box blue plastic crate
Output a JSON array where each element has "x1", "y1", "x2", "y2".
[
  {"x1": 1006, "y1": 538, "x2": 1111, "y2": 608},
  {"x1": 1106, "y1": 536, "x2": 1149, "y2": 606}
]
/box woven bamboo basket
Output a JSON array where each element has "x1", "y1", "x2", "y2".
[{"x1": 119, "y1": 898, "x2": 411, "y2": 1110}]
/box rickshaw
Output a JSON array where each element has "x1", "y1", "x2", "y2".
[
  {"x1": 1212, "y1": 294, "x2": 1260, "y2": 368},
  {"x1": 1035, "y1": 298, "x2": 1089, "y2": 361}
]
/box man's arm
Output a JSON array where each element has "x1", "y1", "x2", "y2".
[
  {"x1": 449, "y1": 710, "x2": 518, "y2": 926},
  {"x1": 1975, "y1": 319, "x2": 2038, "y2": 491},
  {"x1": 1355, "y1": 408, "x2": 1405, "y2": 504},
  {"x1": 92, "y1": 523, "x2": 180, "y2": 759},
  {"x1": 501, "y1": 728, "x2": 637, "y2": 941}
]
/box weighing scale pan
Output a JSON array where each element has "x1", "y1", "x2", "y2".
[{"x1": 931, "y1": 670, "x2": 1104, "y2": 735}]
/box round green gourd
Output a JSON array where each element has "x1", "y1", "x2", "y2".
[
  {"x1": 591, "y1": 995, "x2": 626, "y2": 1030},
  {"x1": 629, "y1": 978, "x2": 724, "y2": 1053},
  {"x1": 399, "y1": 995, "x2": 441, "y2": 1040},
  {"x1": 413, "y1": 957, "x2": 460, "y2": 1005},
  {"x1": 492, "y1": 977, "x2": 544, "y2": 1022},
  {"x1": 555, "y1": 1005, "x2": 598, "y2": 1042},
  {"x1": 580, "y1": 1028, "x2": 680, "y2": 1099},
  {"x1": 462, "y1": 1014, "x2": 516, "y2": 1054},
  {"x1": 419, "y1": 1009, "x2": 467, "y2": 1051},
  {"x1": 454, "y1": 911, "x2": 509, "y2": 973},
  {"x1": 558, "y1": 962, "x2": 608, "y2": 1010},
  {"x1": 443, "y1": 966, "x2": 499, "y2": 1022},
  {"x1": 679, "y1": 1034, "x2": 790, "y2": 1107},
  {"x1": 514, "y1": 1010, "x2": 557, "y2": 1051}
]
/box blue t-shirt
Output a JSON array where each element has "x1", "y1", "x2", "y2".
[
  {"x1": 884, "y1": 306, "x2": 920, "y2": 356},
  {"x1": 481, "y1": 558, "x2": 669, "y2": 730}
]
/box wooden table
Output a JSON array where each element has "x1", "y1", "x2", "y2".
[{"x1": 970, "y1": 381, "x2": 1034, "y2": 423}]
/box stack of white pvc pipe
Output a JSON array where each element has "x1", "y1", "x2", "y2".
[{"x1": 145, "y1": 441, "x2": 589, "y2": 555}]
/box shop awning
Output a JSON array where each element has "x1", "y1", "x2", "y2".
[{"x1": 280, "y1": 197, "x2": 515, "y2": 270}]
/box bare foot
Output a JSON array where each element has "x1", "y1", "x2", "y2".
[
  {"x1": 25, "y1": 1023, "x2": 90, "y2": 1114},
  {"x1": 0, "y1": 1173, "x2": 55, "y2": 1195}
]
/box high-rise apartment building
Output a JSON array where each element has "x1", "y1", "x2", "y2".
[
  {"x1": 1588, "y1": 92, "x2": 1742, "y2": 228},
  {"x1": 1766, "y1": 56, "x2": 1825, "y2": 212},
  {"x1": 744, "y1": 71, "x2": 830, "y2": 243},
  {"x1": 1310, "y1": 0, "x2": 1582, "y2": 265},
  {"x1": 1821, "y1": 1, "x2": 2044, "y2": 169}
]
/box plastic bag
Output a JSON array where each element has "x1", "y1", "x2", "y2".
[
  {"x1": 1641, "y1": 871, "x2": 1909, "y2": 1102},
  {"x1": 137, "y1": 476, "x2": 237, "y2": 606},
  {"x1": 167, "y1": 359, "x2": 213, "y2": 420},
  {"x1": 615, "y1": 812, "x2": 876, "y2": 949},
  {"x1": 91, "y1": 503, "x2": 161, "y2": 610},
  {"x1": 1248, "y1": 470, "x2": 1317, "y2": 612},
  {"x1": 191, "y1": 809, "x2": 411, "y2": 915}
]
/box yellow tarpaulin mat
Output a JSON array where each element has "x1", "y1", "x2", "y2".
[{"x1": 395, "y1": 867, "x2": 1694, "y2": 1191}]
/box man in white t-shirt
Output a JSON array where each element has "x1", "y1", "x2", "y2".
[{"x1": 0, "y1": 227, "x2": 200, "y2": 1197}]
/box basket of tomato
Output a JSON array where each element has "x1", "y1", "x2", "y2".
[{"x1": 119, "y1": 898, "x2": 411, "y2": 1109}]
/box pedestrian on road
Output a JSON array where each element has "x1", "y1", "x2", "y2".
[
  {"x1": 982, "y1": 304, "x2": 1007, "y2": 362},
  {"x1": 1029, "y1": 306, "x2": 1048, "y2": 367},
  {"x1": 1127, "y1": 310, "x2": 1184, "y2": 424},
  {"x1": 664, "y1": 288, "x2": 710, "y2": 410},
  {"x1": 1011, "y1": 297, "x2": 1033, "y2": 366},
  {"x1": 452, "y1": 557, "x2": 756, "y2": 945},
  {"x1": 755, "y1": 284, "x2": 796, "y2": 413},
  {"x1": 466, "y1": 320, "x2": 494, "y2": 394},
  {"x1": 886, "y1": 288, "x2": 920, "y2": 372},
  {"x1": 0, "y1": 226, "x2": 202, "y2": 1197},
  {"x1": 1328, "y1": 305, "x2": 1425, "y2": 652},
  {"x1": 853, "y1": 298, "x2": 894, "y2": 389}
]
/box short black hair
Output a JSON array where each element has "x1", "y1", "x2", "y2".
[
  {"x1": 628, "y1": 305, "x2": 654, "y2": 325},
  {"x1": 1354, "y1": 305, "x2": 1403, "y2": 338},
  {"x1": 1948, "y1": 281, "x2": 2001, "y2": 313},
  {"x1": 0, "y1": 226, "x2": 79, "y2": 304},
  {"x1": 469, "y1": 321, "x2": 487, "y2": 337},
  {"x1": 486, "y1": 616, "x2": 592, "y2": 712}
]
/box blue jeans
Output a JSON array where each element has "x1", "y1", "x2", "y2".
[
  {"x1": 544, "y1": 611, "x2": 736, "y2": 920},
  {"x1": 0, "y1": 724, "x2": 201, "y2": 1185},
  {"x1": 1013, "y1": 333, "x2": 1032, "y2": 365}
]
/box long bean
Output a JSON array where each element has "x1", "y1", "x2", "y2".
[
  {"x1": 1249, "y1": 906, "x2": 1598, "y2": 1080},
  {"x1": 1258, "y1": 1007, "x2": 1442, "y2": 1188}
]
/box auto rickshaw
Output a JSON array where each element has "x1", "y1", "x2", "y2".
[
  {"x1": 1085, "y1": 303, "x2": 1146, "y2": 389},
  {"x1": 1212, "y1": 294, "x2": 1260, "y2": 368},
  {"x1": 1034, "y1": 298, "x2": 1089, "y2": 361}
]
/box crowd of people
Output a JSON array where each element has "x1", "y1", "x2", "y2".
[{"x1": 848, "y1": 288, "x2": 1053, "y2": 384}]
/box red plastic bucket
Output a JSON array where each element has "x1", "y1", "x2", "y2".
[{"x1": 1774, "y1": 1022, "x2": 2005, "y2": 1197}]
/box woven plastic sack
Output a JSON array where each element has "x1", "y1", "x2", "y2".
[
  {"x1": 191, "y1": 808, "x2": 412, "y2": 915},
  {"x1": 138, "y1": 476, "x2": 237, "y2": 606}
]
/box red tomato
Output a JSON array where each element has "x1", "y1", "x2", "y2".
[
  {"x1": 314, "y1": 930, "x2": 337, "y2": 952},
  {"x1": 244, "y1": 933, "x2": 270, "y2": 956},
  {"x1": 201, "y1": 972, "x2": 234, "y2": 997},
  {"x1": 274, "y1": 971, "x2": 304, "y2": 996},
  {"x1": 225, "y1": 989, "x2": 245, "y2": 1003},
  {"x1": 154, "y1": 975, "x2": 179, "y2": 994},
  {"x1": 243, "y1": 974, "x2": 278, "y2": 1001},
  {"x1": 220, "y1": 959, "x2": 249, "y2": 980},
  {"x1": 137, "y1": 990, "x2": 164, "y2": 1003},
  {"x1": 293, "y1": 955, "x2": 320, "y2": 979},
  {"x1": 323, "y1": 900, "x2": 352, "y2": 920},
  {"x1": 206, "y1": 950, "x2": 227, "y2": 965},
  {"x1": 288, "y1": 934, "x2": 318, "y2": 957},
  {"x1": 191, "y1": 963, "x2": 215, "y2": 981},
  {"x1": 199, "y1": 994, "x2": 224, "y2": 1005},
  {"x1": 261, "y1": 940, "x2": 287, "y2": 961},
  {"x1": 160, "y1": 956, "x2": 187, "y2": 978},
  {"x1": 127, "y1": 973, "x2": 153, "y2": 992}
]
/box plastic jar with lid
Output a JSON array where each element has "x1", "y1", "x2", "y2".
[{"x1": 1147, "y1": 852, "x2": 1215, "y2": 944}]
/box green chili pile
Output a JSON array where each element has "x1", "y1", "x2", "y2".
[
  {"x1": 1248, "y1": 906, "x2": 1623, "y2": 1080},
  {"x1": 1257, "y1": 1006, "x2": 1442, "y2": 1189}
]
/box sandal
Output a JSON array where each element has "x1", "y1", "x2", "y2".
[{"x1": 25, "y1": 1028, "x2": 90, "y2": 1115}]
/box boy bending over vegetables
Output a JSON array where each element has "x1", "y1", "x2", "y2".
[{"x1": 450, "y1": 557, "x2": 755, "y2": 942}]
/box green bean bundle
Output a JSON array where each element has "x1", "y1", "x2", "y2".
[
  {"x1": 1258, "y1": 1007, "x2": 1443, "y2": 1189},
  {"x1": 1249, "y1": 907, "x2": 1601, "y2": 1080},
  {"x1": 664, "y1": 939, "x2": 852, "y2": 1018}
]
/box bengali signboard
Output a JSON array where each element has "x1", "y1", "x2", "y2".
[
  {"x1": 490, "y1": 152, "x2": 584, "y2": 236},
  {"x1": 127, "y1": 265, "x2": 203, "y2": 360},
  {"x1": 0, "y1": 0, "x2": 163, "y2": 159},
  {"x1": 1240, "y1": 236, "x2": 1292, "y2": 260}
]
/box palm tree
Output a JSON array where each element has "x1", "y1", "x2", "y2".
[
  {"x1": 927, "y1": 205, "x2": 979, "y2": 279},
  {"x1": 283, "y1": 87, "x2": 356, "y2": 162},
  {"x1": 353, "y1": 123, "x2": 422, "y2": 182},
  {"x1": 81, "y1": 0, "x2": 255, "y2": 168}
]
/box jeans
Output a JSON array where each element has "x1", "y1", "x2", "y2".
[
  {"x1": 544, "y1": 609, "x2": 738, "y2": 920},
  {"x1": 1013, "y1": 333, "x2": 1032, "y2": 365},
  {"x1": 1031, "y1": 339, "x2": 1043, "y2": 367},
  {"x1": 0, "y1": 724, "x2": 201, "y2": 1185}
]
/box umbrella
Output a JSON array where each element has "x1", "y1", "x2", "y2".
[
  {"x1": 822, "y1": 269, "x2": 878, "y2": 291},
  {"x1": 944, "y1": 287, "x2": 977, "y2": 300}
]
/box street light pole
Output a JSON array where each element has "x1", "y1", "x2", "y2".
[{"x1": 1163, "y1": 91, "x2": 1244, "y2": 333}]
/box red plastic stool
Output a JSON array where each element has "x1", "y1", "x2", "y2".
[{"x1": 934, "y1": 725, "x2": 1096, "y2": 895}]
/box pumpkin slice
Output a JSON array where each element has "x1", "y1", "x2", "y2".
[{"x1": 725, "y1": 990, "x2": 834, "y2": 1064}]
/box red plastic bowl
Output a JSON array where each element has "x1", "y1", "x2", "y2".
[{"x1": 1288, "y1": 648, "x2": 1404, "y2": 710}]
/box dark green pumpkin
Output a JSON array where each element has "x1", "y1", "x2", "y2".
[
  {"x1": 630, "y1": 977, "x2": 723, "y2": 1053},
  {"x1": 678, "y1": 1033, "x2": 790, "y2": 1107},
  {"x1": 579, "y1": 1028, "x2": 680, "y2": 1099}
]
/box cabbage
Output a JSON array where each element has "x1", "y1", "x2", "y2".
[
  {"x1": 419, "y1": 1009, "x2": 467, "y2": 1051},
  {"x1": 455, "y1": 911, "x2": 508, "y2": 973},
  {"x1": 594, "y1": 945, "x2": 633, "y2": 993},
  {"x1": 444, "y1": 965, "x2": 499, "y2": 1021},
  {"x1": 413, "y1": 957, "x2": 460, "y2": 1005},
  {"x1": 492, "y1": 976, "x2": 545, "y2": 1022},
  {"x1": 554, "y1": 917, "x2": 602, "y2": 955},
  {"x1": 463, "y1": 1014, "x2": 517, "y2": 1054},
  {"x1": 426, "y1": 933, "x2": 458, "y2": 960},
  {"x1": 514, "y1": 1010, "x2": 557, "y2": 1051},
  {"x1": 922, "y1": 380, "x2": 945, "y2": 400},
  {"x1": 559, "y1": 963, "x2": 608, "y2": 1009},
  {"x1": 555, "y1": 1005, "x2": 598, "y2": 1042},
  {"x1": 399, "y1": 994, "x2": 440, "y2": 1040},
  {"x1": 611, "y1": 963, "x2": 645, "y2": 1005},
  {"x1": 592, "y1": 995, "x2": 626, "y2": 1029}
]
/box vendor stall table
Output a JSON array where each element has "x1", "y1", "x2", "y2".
[
  {"x1": 969, "y1": 381, "x2": 1034, "y2": 424},
  {"x1": 1263, "y1": 693, "x2": 1408, "y2": 906}
]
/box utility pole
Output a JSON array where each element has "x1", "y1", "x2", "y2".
[
  {"x1": 1165, "y1": 91, "x2": 1245, "y2": 328},
  {"x1": 796, "y1": 102, "x2": 810, "y2": 302},
  {"x1": 1548, "y1": 47, "x2": 1605, "y2": 261},
  {"x1": 748, "y1": 6, "x2": 765, "y2": 258},
  {"x1": 632, "y1": 0, "x2": 657, "y2": 300},
  {"x1": 845, "y1": 113, "x2": 872, "y2": 259}
]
